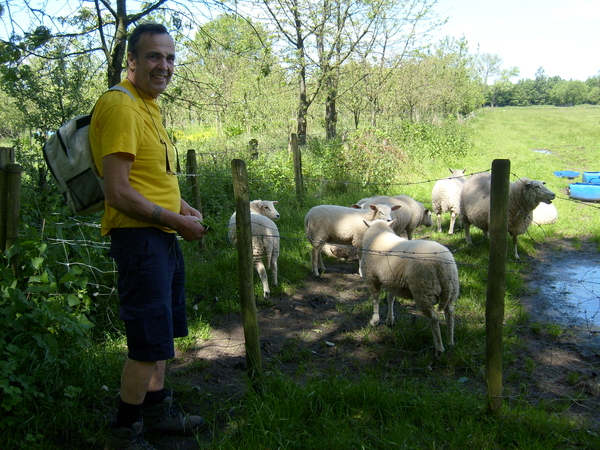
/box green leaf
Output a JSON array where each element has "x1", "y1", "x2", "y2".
[
  {"x1": 67, "y1": 294, "x2": 80, "y2": 307},
  {"x1": 31, "y1": 256, "x2": 44, "y2": 270}
]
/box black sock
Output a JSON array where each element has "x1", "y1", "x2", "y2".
[
  {"x1": 115, "y1": 399, "x2": 142, "y2": 428},
  {"x1": 142, "y1": 387, "x2": 169, "y2": 408}
]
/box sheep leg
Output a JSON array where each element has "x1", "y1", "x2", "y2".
[
  {"x1": 357, "y1": 251, "x2": 364, "y2": 277},
  {"x1": 464, "y1": 223, "x2": 472, "y2": 245},
  {"x1": 254, "y1": 258, "x2": 270, "y2": 298},
  {"x1": 318, "y1": 248, "x2": 325, "y2": 273},
  {"x1": 436, "y1": 213, "x2": 443, "y2": 232},
  {"x1": 311, "y1": 242, "x2": 325, "y2": 277},
  {"x1": 444, "y1": 302, "x2": 455, "y2": 352},
  {"x1": 385, "y1": 291, "x2": 395, "y2": 326},
  {"x1": 369, "y1": 285, "x2": 382, "y2": 326},
  {"x1": 513, "y1": 235, "x2": 520, "y2": 260},
  {"x1": 420, "y1": 302, "x2": 445, "y2": 356},
  {"x1": 271, "y1": 252, "x2": 278, "y2": 288},
  {"x1": 448, "y1": 212, "x2": 457, "y2": 235}
]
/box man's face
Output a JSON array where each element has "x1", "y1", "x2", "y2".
[{"x1": 127, "y1": 32, "x2": 175, "y2": 99}]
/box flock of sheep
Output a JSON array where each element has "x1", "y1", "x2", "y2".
[{"x1": 228, "y1": 169, "x2": 557, "y2": 356}]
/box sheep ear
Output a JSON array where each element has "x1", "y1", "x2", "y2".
[
  {"x1": 388, "y1": 219, "x2": 396, "y2": 228},
  {"x1": 369, "y1": 204, "x2": 377, "y2": 211},
  {"x1": 350, "y1": 204, "x2": 361, "y2": 209},
  {"x1": 391, "y1": 205, "x2": 401, "y2": 211},
  {"x1": 273, "y1": 201, "x2": 278, "y2": 205},
  {"x1": 363, "y1": 220, "x2": 370, "y2": 228}
]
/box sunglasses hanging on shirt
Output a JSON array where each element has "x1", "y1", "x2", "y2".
[{"x1": 129, "y1": 80, "x2": 181, "y2": 175}]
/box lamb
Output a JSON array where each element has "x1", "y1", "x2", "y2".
[
  {"x1": 357, "y1": 194, "x2": 432, "y2": 240},
  {"x1": 228, "y1": 200, "x2": 280, "y2": 298},
  {"x1": 532, "y1": 202, "x2": 558, "y2": 225},
  {"x1": 431, "y1": 168, "x2": 467, "y2": 234},
  {"x1": 304, "y1": 203, "x2": 400, "y2": 277},
  {"x1": 460, "y1": 173, "x2": 556, "y2": 260},
  {"x1": 361, "y1": 219, "x2": 459, "y2": 356}
]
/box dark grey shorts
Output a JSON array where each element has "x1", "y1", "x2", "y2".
[{"x1": 109, "y1": 227, "x2": 188, "y2": 362}]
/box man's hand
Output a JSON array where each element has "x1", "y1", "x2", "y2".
[{"x1": 177, "y1": 199, "x2": 206, "y2": 241}]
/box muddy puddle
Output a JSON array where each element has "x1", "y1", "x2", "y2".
[{"x1": 524, "y1": 242, "x2": 600, "y2": 357}]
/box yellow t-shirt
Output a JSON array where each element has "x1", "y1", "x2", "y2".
[{"x1": 90, "y1": 80, "x2": 180, "y2": 236}]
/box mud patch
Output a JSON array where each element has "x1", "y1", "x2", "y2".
[{"x1": 522, "y1": 239, "x2": 600, "y2": 358}]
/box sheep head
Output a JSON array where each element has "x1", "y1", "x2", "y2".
[
  {"x1": 250, "y1": 200, "x2": 280, "y2": 220},
  {"x1": 363, "y1": 218, "x2": 396, "y2": 230},
  {"x1": 525, "y1": 180, "x2": 556, "y2": 205}
]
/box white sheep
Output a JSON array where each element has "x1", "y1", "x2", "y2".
[
  {"x1": 228, "y1": 200, "x2": 280, "y2": 298},
  {"x1": 431, "y1": 168, "x2": 467, "y2": 234},
  {"x1": 531, "y1": 202, "x2": 558, "y2": 225},
  {"x1": 357, "y1": 194, "x2": 432, "y2": 240},
  {"x1": 304, "y1": 203, "x2": 399, "y2": 277},
  {"x1": 361, "y1": 219, "x2": 459, "y2": 356},
  {"x1": 460, "y1": 173, "x2": 556, "y2": 260}
]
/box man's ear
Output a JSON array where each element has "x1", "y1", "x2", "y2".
[{"x1": 127, "y1": 52, "x2": 136, "y2": 71}]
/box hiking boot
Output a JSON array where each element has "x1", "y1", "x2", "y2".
[
  {"x1": 104, "y1": 421, "x2": 156, "y2": 450},
  {"x1": 140, "y1": 395, "x2": 206, "y2": 434}
]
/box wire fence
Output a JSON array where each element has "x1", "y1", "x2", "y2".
[{"x1": 16, "y1": 162, "x2": 597, "y2": 334}]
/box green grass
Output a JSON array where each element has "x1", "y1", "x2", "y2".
[{"x1": 210, "y1": 372, "x2": 598, "y2": 450}]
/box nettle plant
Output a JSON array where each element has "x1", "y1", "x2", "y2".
[{"x1": 0, "y1": 238, "x2": 94, "y2": 428}]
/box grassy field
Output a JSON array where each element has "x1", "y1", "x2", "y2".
[
  {"x1": 174, "y1": 106, "x2": 600, "y2": 449},
  {"x1": 6, "y1": 106, "x2": 600, "y2": 449}
]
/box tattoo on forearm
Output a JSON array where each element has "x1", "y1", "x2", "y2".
[{"x1": 151, "y1": 205, "x2": 163, "y2": 223}]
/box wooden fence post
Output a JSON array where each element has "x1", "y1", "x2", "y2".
[
  {"x1": 5, "y1": 164, "x2": 22, "y2": 250},
  {"x1": 0, "y1": 147, "x2": 16, "y2": 251},
  {"x1": 289, "y1": 133, "x2": 304, "y2": 202},
  {"x1": 486, "y1": 159, "x2": 510, "y2": 414},
  {"x1": 186, "y1": 149, "x2": 205, "y2": 250},
  {"x1": 231, "y1": 159, "x2": 264, "y2": 391},
  {"x1": 185, "y1": 149, "x2": 203, "y2": 214}
]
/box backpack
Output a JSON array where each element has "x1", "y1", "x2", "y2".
[{"x1": 42, "y1": 86, "x2": 134, "y2": 215}]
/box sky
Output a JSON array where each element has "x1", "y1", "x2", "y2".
[
  {"x1": 432, "y1": 0, "x2": 600, "y2": 81},
  {"x1": 2, "y1": 0, "x2": 598, "y2": 82}
]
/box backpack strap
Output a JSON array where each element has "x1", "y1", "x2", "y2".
[
  {"x1": 108, "y1": 85, "x2": 135, "y2": 102},
  {"x1": 90, "y1": 85, "x2": 135, "y2": 116}
]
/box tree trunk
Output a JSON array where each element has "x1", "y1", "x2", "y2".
[
  {"x1": 108, "y1": 0, "x2": 129, "y2": 87},
  {"x1": 353, "y1": 110, "x2": 360, "y2": 129},
  {"x1": 370, "y1": 96, "x2": 378, "y2": 127},
  {"x1": 325, "y1": 88, "x2": 337, "y2": 139},
  {"x1": 296, "y1": 14, "x2": 308, "y2": 146},
  {"x1": 297, "y1": 66, "x2": 308, "y2": 145}
]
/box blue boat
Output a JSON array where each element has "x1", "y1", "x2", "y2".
[
  {"x1": 582, "y1": 172, "x2": 600, "y2": 184},
  {"x1": 554, "y1": 170, "x2": 580, "y2": 179},
  {"x1": 569, "y1": 183, "x2": 600, "y2": 201}
]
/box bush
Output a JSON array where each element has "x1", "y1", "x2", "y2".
[
  {"x1": 0, "y1": 239, "x2": 95, "y2": 444},
  {"x1": 392, "y1": 120, "x2": 472, "y2": 160}
]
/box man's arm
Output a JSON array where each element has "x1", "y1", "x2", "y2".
[{"x1": 103, "y1": 152, "x2": 206, "y2": 241}]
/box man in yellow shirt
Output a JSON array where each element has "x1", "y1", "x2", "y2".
[{"x1": 91, "y1": 23, "x2": 206, "y2": 450}]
